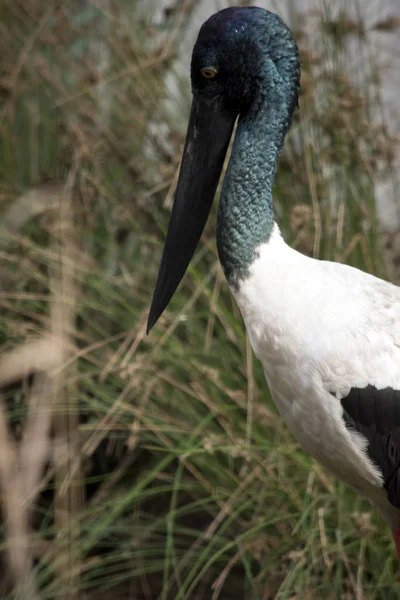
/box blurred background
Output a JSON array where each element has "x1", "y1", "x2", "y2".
[{"x1": 0, "y1": 0, "x2": 399, "y2": 598}]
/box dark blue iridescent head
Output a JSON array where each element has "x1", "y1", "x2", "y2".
[
  {"x1": 191, "y1": 7, "x2": 299, "y2": 118},
  {"x1": 148, "y1": 7, "x2": 300, "y2": 332}
]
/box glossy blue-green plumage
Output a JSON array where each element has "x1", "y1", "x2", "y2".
[{"x1": 192, "y1": 7, "x2": 300, "y2": 284}]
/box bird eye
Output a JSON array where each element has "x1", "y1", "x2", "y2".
[{"x1": 201, "y1": 68, "x2": 217, "y2": 79}]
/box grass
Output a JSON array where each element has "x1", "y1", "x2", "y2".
[{"x1": 0, "y1": 1, "x2": 399, "y2": 598}]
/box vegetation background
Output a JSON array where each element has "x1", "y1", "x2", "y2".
[{"x1": 0, "y1": 1, "x2": 399, "y2": 598}]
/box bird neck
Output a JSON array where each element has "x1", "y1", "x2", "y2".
[{"x1": 217, "y1": 75, "x2": 297, "y2": 286}]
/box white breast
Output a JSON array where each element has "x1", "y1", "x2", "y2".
[{"x1": 231, "y1": 223, "x2": 400, "y2": 502}]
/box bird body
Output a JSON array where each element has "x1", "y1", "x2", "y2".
[
  {"x1": 148, "y1": 6, "x2": 400, "y2": 556},
  {"x1": 233, "y1": 222, "x2": 400, "y2": 528}
]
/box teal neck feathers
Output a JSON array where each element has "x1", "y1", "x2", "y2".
[{"x1": 216, "y1": 17, "x2": 299, "y2": 285}]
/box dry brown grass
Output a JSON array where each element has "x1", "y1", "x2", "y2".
[{"x1": 0, "y1": 1, "x2": 399, "y2": 599}]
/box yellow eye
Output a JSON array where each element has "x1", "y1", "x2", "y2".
[{"x1": 201, "y1": 68, "x2": 217, "y2": 79}]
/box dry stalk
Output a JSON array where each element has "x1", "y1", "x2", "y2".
[
  {"x1": 0, "y1": 393, "x2": 37, "y2": 599},
  {"x1": 51, "y1": 160, "x2": 82, "y2": 600},
  {"x1": 0, "y1": 185, "x2": 62, "y2": 245},
  {"x1": 0, "y1": 371, "x2": 58, "y2": 599},
  {"x1": 0, "y1": 183, "x2": 71, "y2": 597},
  {"x1": 0, "y1": 334, "x2": 65, "y2": 388}
]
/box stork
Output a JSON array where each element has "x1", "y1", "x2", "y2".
[{"x1": 147, "y1": 7, "x2": 400, "y2": 558}]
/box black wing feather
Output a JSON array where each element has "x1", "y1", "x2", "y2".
[{"x1": 341, "y1": 385, "x2": 400, "y2": 508}]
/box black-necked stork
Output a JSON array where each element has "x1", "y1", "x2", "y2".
[{"x1": 147, "y1": 7, "x2": 400, "y2": 558}]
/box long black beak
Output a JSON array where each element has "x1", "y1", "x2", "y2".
[{"x1": 147, "y1": 95, "x2": 237, "y2": 333}]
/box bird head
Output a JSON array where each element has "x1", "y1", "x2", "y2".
[{"x1": 147, "y1": 7, "x2": 299, "y2": 332}]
